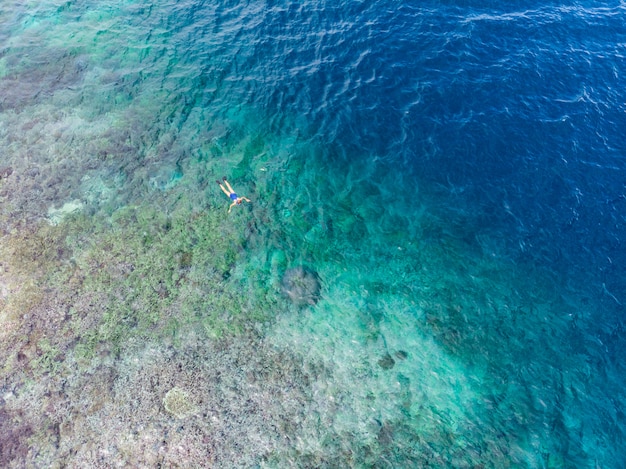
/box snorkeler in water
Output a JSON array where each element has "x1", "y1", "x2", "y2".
[{"x1": 216, "y1": 176, "x2": 251, "y2": 213}]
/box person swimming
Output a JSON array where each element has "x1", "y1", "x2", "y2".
[{"x1": 216, "y1": 176, "x2": 251, "y2": 213}]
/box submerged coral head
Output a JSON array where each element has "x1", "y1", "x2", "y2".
[{"x1": 281, "y1": 265, "x2": 322, "y2": 306}]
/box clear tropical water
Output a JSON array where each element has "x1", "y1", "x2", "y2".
[{"x1": 1, "y1": 0, "x2": 625, "y2": 467}]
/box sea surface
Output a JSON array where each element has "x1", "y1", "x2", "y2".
[{"x1": 1, "y1": 0, "x2": 625, "y2": 467}]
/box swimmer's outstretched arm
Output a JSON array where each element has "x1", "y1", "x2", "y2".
[
  {"x1": 228, "y1": 201, "x2": 238, "y2": 213},
  {"x1": 241, "y1": 197, "x2": 251, "y2": 202}
]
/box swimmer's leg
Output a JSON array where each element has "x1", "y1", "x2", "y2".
[
  {"x1": 223, "y1": 179, "x2": 235, "y2": 194},
  {"x1": 217, "y1": 181, "x2": 231, "y2": 196}
]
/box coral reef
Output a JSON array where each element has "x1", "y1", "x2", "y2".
[
  {"x1": 0, "y1": 334, "x2": 337, "y2": 468},
  {"x1": 163, "y1": 387, "x2": 196, "y2": 419},
  {"x1": 0, "y1": 407, "x2": 33, "y2": 467}
]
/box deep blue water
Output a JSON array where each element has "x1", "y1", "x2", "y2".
[
  {"x1": 1, "y1": 0, "x2": 626, "y2": 466},
  {"x1": 253, "y1": 0, "x2": 626, "y2": 351},
  {"x1": 258, "y1": 0, "x2": 626, "y2": 275},
  {"x1": 231, "y1": 0, "x2": 626, "y2": 377},
  {"x1": 162, "y1": 0, "x2": 626, "y2": 283}
]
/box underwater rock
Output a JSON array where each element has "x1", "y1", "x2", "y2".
[
  {"x1": 280, "y1": 265, "x2": 322, "y2": 306},
  {"x1": 0, "y1": 407, "x2": 33, "y2": 466},
  {"x1": 0, "y1": 167, "x2": 12, "y2": 180},
  {"x1": 378, "y1": 353, "x2": 395, "y2": 370},
  {"x1": 394, "y1": 350, "x2": 408, "y2": 360}
]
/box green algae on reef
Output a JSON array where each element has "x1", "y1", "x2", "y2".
[
  {"x1": 0, "y1": 194, "x2": 269, "y2": 373},
  {"x1": 70, "y1": 203, "x2": 269, "y2": 346}
]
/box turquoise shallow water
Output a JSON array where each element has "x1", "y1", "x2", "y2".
[{"x1": 1, "y1": 1, "x2": 625, "y2": 467}]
